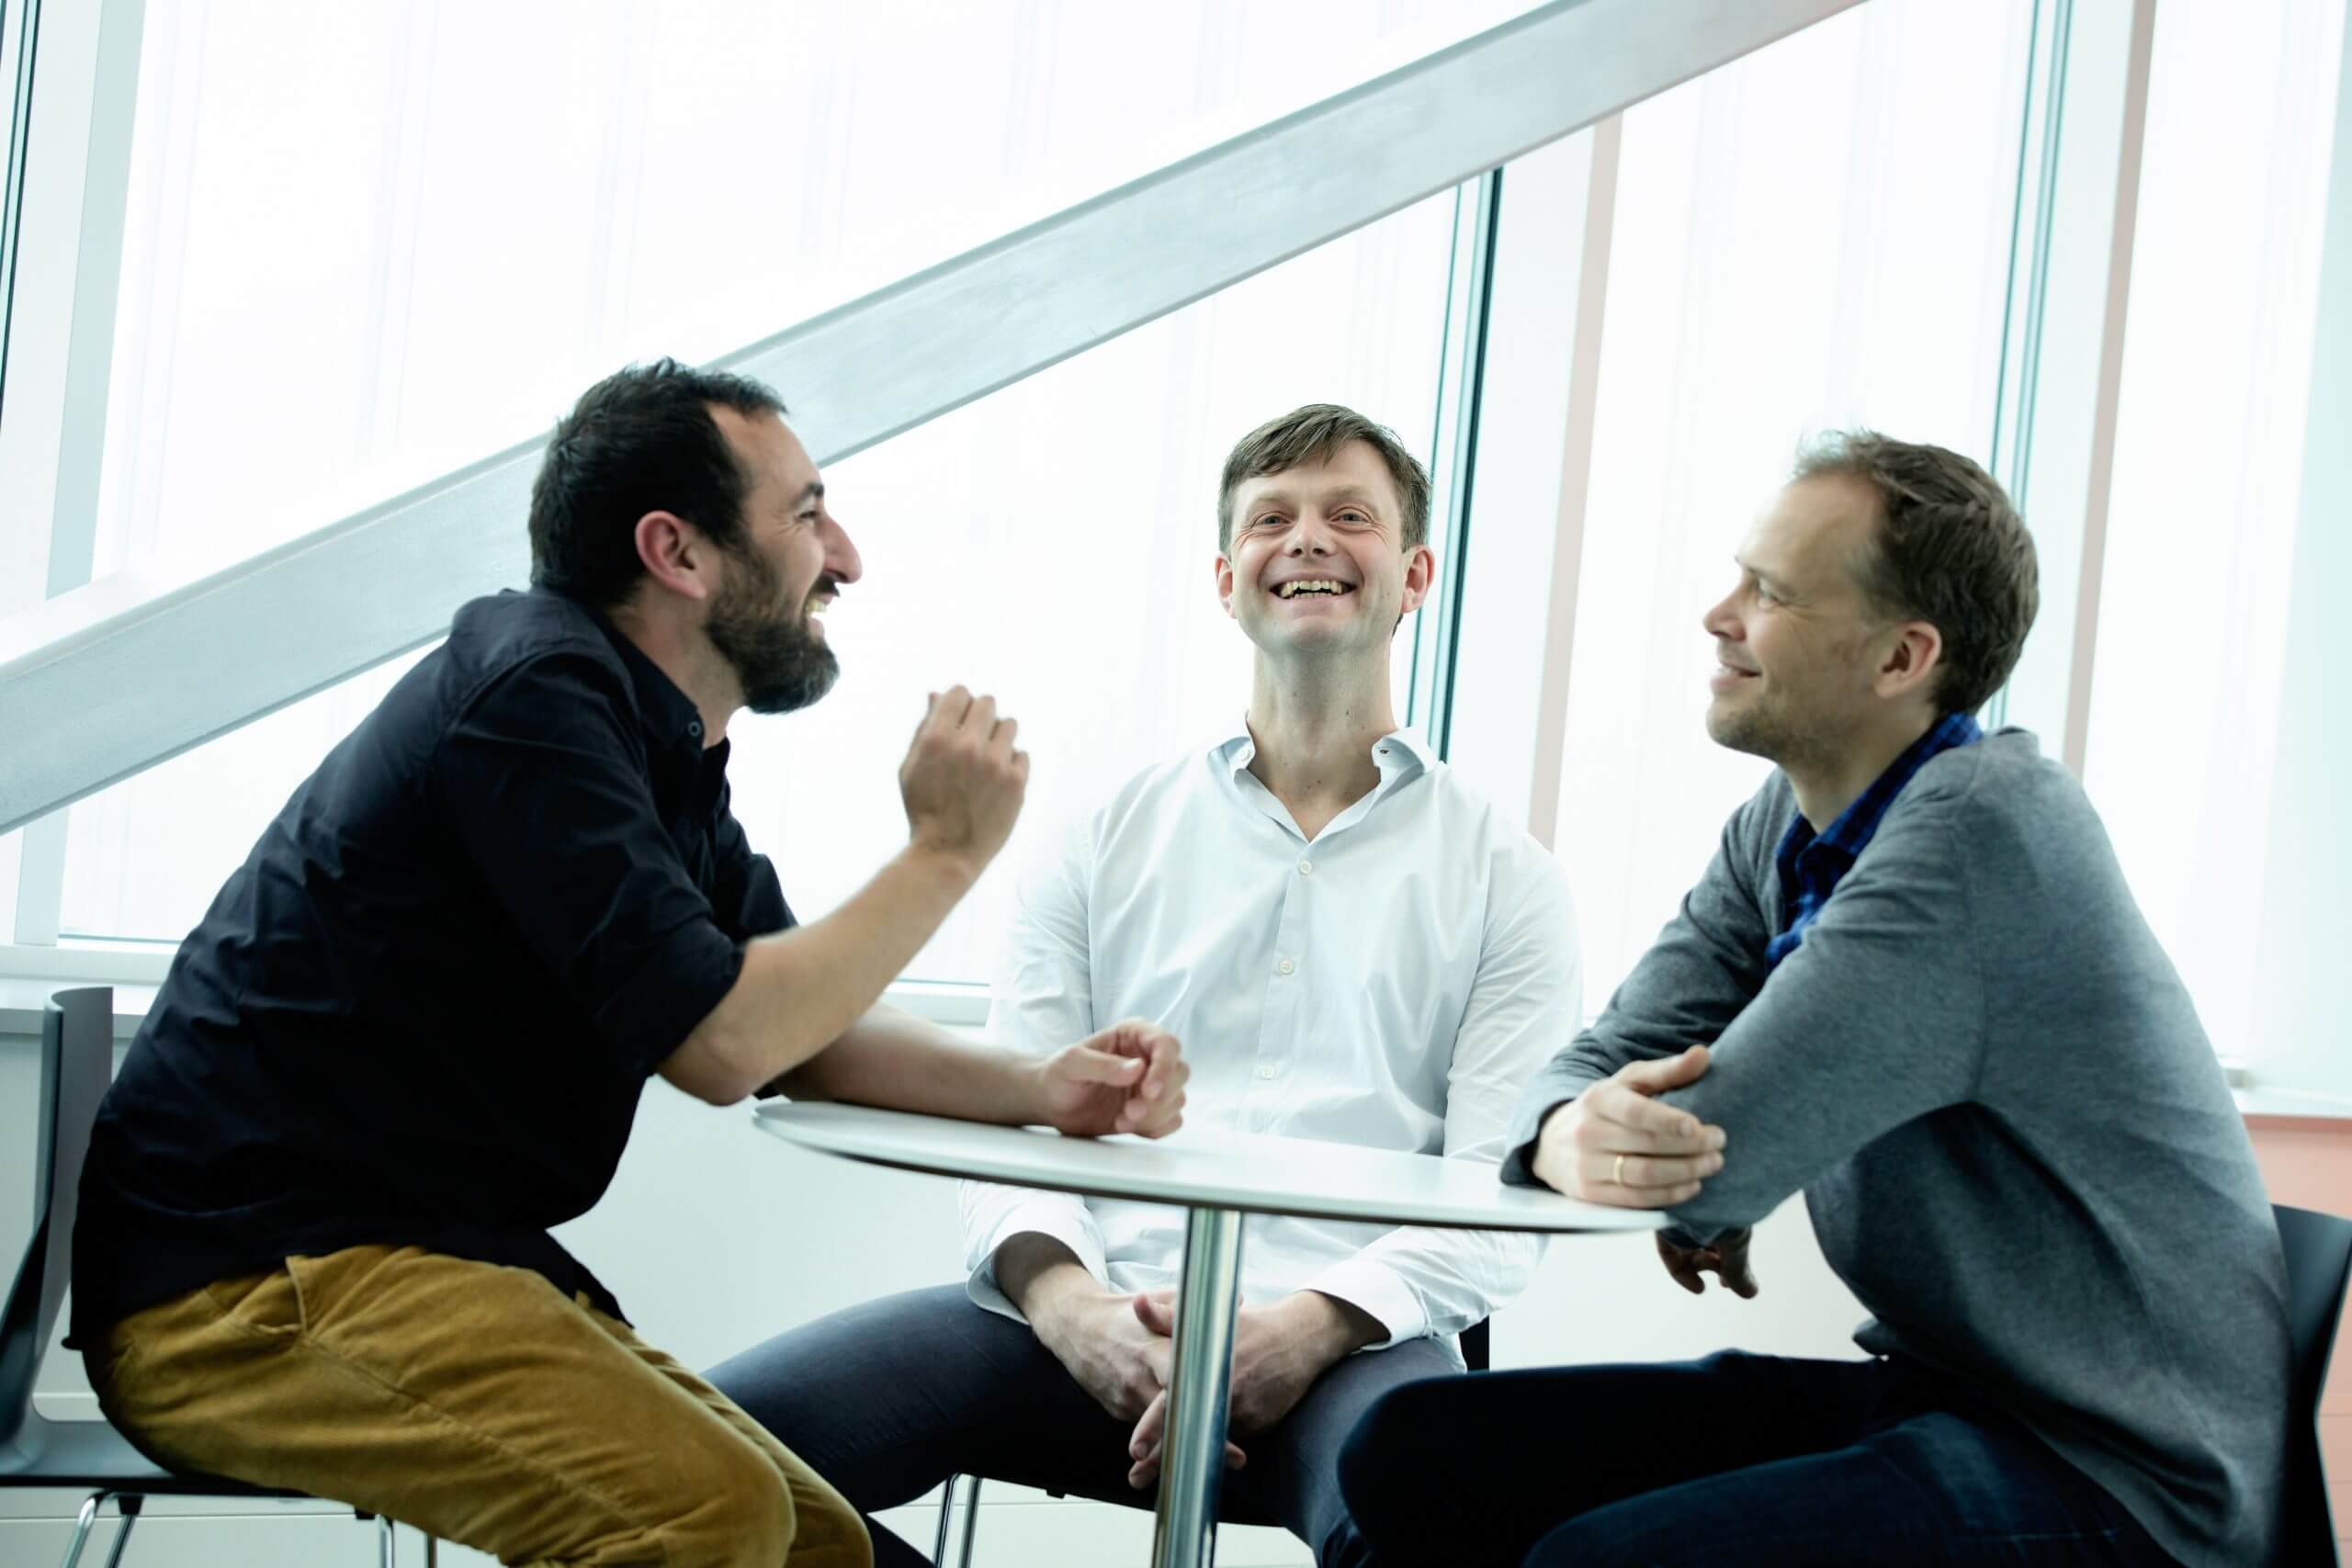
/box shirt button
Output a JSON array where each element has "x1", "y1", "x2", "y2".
[
  {"x1": 1298, "y1": 860, "x2": 1313, "y2": 876},
  {"x1": 1257, "y1": 1066, "x2": 1277, "y2": 1081},
  {"x1": 687, "y1": 721, "x2": 703, "y2": 739},
  {"x1": 1277, "y1": 958, "x2": 1295, "y2": 976}
]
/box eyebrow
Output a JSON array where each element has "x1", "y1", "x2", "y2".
[
  {"x1": 1243, "y1": 485, "x2": 1385, "y2": 516},
  {"x1": 1735, "y1": 554, "x2": 1791, "y2": 593},
  {"x1": 792, "y1": 481, "x2": 824, "y2": 509}
]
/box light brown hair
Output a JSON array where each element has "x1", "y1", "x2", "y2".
[
  {"x1": 1217, "y1": 404, "x2": 1431, "y2": 554},
  {"x1": 1795, "y1": 430, "x2": 2039, "y2": 716}
]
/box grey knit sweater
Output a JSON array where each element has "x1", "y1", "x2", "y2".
[{"x1": 1504, "y1": 729, "x2": 2288, "y2": 1567}]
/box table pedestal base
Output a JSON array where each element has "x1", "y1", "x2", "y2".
[{"x1": 1150, "y1": 1205, "x2": 1246, "y2": 1568}]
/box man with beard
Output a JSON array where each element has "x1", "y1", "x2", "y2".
[
  {"x1": 69, "y1": 360, "x2": 1188, "y2": 1568},
  {"x1": 709, "y1": 404, "x2": 1578, "y2": 1567}
]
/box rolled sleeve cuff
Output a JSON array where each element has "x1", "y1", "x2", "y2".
[
  {"x1": 1301, "y1": 1257, "x2": 1426, "y2": 1348},
  {"x1": 597, "y1": 923, "x2": 747, "y2": 1080},
  {"x1": 966, "y1": 1203, "x2": 1111, "y2": 1324}
]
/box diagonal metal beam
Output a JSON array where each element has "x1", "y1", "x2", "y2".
[{"x1": 0, "y1": 0, "x2": 1861, "y2": 836}]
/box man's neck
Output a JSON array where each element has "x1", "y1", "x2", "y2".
[
  {"x1": 1783, "y1": 709, "x2": 1939, "y2": 833},
  {"x1": 1242, "y1": 656, "x2": 1398, "y2": 840},
  {"x1": 607, "y1": 598, "x2": 736, "y2": 747}
]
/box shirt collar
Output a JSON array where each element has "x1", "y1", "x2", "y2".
[
  {"x1": 1781, "y1": 709, "x2": 1984, "y2": 865},
  {"x1": 548, "y1": 588, "x2": 717, "y2": 793},
  {"x1": 1212, "y1": 720, "x2": 1437, "y2": 784}
]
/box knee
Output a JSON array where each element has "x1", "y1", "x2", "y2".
[
  {"x1": 1337, "y1": 1380, "x2": 1438, "y2": 1532},
  {"x1": 664, "y1": 1441, "x2": 801, "y2": 1568}
]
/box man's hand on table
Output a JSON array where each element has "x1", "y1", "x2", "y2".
[
  {"x1": 1531, "y1": 1044, "x2": 1727, "y2": 1208},
  {"x1": 1123, "y1": 1290, "x2": 1383, "y2": 1490},
  {"x1": 1657, "y1": 1227, "x2": 1759, "y2": 1297},
  {"x1": 1034, "y1": 1019, "x2": 1189, "y2": 1139}
]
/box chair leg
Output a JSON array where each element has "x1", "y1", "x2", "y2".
[
  {"x1": 933, "y1": 1475, "x2": 959, "y2": 1565},
  {"x1": 956, "y1": 1474, "x2": 982, "y2": 1568},
  {"x1": 57, "y1": 1493, "x2": 107, "y2": 1568},
  {"x1": 424, "y1": 1531, "x2": 437, "y2": 1567},
  {"x1": 97, "y1": 1495, "x2": 142, "y2": 1568},
  {"x1": 378, "y1": 1513, "x2": 396, "y2": 1568}
]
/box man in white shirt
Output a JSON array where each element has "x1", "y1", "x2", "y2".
[{"x1": 709, "y1": 404, "x2": 1579, "y2": 1567}]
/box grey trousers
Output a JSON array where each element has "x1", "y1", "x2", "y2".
[{"x1": 706, "y1": 1283, "x2": 1458, "y2": 1568}]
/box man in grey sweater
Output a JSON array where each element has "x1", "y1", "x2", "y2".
[{"x1": 1337, "y1": 433, "x2": 2289, "y2": 1567}]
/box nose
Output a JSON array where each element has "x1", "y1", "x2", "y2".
[
  {"x1": 1285, "y1": 512, "x2": 1337, "y2": 556},
  {"x1": 1701, "y1": 587, "x2": 1739, "y2": 642},
  {"x1": 822, "y1": 512, "x2": 864, "y2": 584}
]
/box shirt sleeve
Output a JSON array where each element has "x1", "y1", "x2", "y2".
[
  {"x1": 960, "y1": 820, "x2": 1111, "y2": 1322},
  {"x1": 1305, "y1": 850, "x2": 1579, "y2": 1344},
  {"x1": 710, "y1": 778, "x2": 793, "y2": 938},
  {"x1": 1650, "y1": 793, "x2": 1988, "y2": 1243},
  {"x1": 1501, "y1": 787, "x2": 1781, "y2": 1187},
  {"x1": 431, "y1": 652, "x2": 744, "y2": 1080}
]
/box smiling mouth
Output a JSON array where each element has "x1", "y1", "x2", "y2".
[{"x1": 1273, "y1": 580, "x2": 1354, "y2": 600}]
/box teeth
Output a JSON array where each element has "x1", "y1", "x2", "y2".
[{"x1": 1276, "y1": 581, "x2": 1347, "y2": 599}]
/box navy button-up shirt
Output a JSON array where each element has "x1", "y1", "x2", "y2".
[
  {"x1": 73, "y1": 588, "x2": 790, "y2": 1338},
  {"x1": 1764, "y1": 711, "x2": 1983, "y2": 971}
]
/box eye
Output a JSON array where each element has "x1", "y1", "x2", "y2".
[{"x1": 1336, "y1": 509, "x2": 1372, "y2": 525}]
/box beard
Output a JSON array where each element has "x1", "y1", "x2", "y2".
[{"x1": 706, "y1": 545, "x2": 839, "y2": 716}]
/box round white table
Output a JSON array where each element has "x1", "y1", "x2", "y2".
[{"x1": 753, "y1": 1101, "x2": 1661, "y2": 1568}]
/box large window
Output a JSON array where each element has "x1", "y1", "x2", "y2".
[
  {"x1": 56, "y1": 192, "x2": 1458, "y2": 963},
  {"x1": 2082, "y1": 0, "x2": 2346, "y2": 1067},
  {"x1": 81, "y1": 0, "x2": 1530, "y2": 579},
  {"x1": 26, "y1": 0, "x2": 1517, "y2": 954},
  {"x1": 1520, "y1": 0, "x2": 2035, "y2": 1004},
  {"x1": 11, "y1": 0, "x2": 2352, "y2": 1108}
]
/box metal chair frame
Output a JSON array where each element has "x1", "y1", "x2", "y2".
[
  {"x1": 2275, "y1": 1201, "x2": 2352, "y2": 1567},
  {"x1": 0, "y1": 987, "x2": 433, "y2": 1567}
]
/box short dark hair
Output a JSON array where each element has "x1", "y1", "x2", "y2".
[
  {"x1": 1794, "y1": 430, "x2": 2040, "y2": 716},
  {"x1": 528, "y1": 358, "x2": 786, "y2": 608},
  {"x1": 1216, "y1": 404, "x2": 1431, "y2": 554}
]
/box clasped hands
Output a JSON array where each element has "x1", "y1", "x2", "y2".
[
  {"x1": 1033, "y1": 1282, "x2": 1372, "y2": 1490},
  {"x1": 1530, "y1": 1043, "x2": 1759, "y2": 1298}
]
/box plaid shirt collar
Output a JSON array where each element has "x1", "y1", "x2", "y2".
[{"x1": 1765, "y1": 710, "x2": 1984, "y2": 970}]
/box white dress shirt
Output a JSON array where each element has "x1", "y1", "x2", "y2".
[{"x1": 962, "y1": 724, "x2": 1581, "y2": 1351}]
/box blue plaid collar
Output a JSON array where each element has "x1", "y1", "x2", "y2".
[{"x1": 1766, "y1": 711, "x2": 1982, "y2": 969}]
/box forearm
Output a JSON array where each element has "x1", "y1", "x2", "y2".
[
  {"x1": 1289, "y1": 1290, "x2": 1386, "y2": 1360},
  {"x1": 995, "y1": 1232, "x2": 1101, "y2": 1328},
  {"x1": 773, "y1": 1002, "x2": 1045, "y2": 1123},
  {"x1": 662, "y1": 846, "x2": 976, "y2": 1101}
]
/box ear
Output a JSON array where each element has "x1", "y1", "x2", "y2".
[
  {"x1": 633, "y1": 510, "x2": 722, "y2": 604},
  {"x1": 1398, "y1": 542, "x2": 1438, "y2": 617},
  {"x1": 1215, "y1": 553, "x2": 1237, "y2": 621},
  {"x1": 1875, "y1": 619, "x2": 1944, "y2": 704}
]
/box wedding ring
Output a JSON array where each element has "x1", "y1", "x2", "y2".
[{"x1": 1612, "y1": 1152, "x2": 1628, "y2": 1187}]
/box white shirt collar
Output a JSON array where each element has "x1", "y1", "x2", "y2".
[{"x1": 1211, "y1": 720, "x2": 1438, "y2": 784}]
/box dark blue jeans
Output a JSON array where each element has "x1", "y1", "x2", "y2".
[{"x1": 1338, "y1": 1350, "x2": 2181, "y2": 1567}]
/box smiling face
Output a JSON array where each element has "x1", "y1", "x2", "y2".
[
  {"x1": 703, "y1": 406, "x2": 863, "y2": 715},
  {"x1": 1216, "y1": 439, "x2": 1434, "y2": 660},
  {"x1": 1702, "y1": 473, "x2": 1916, "y2": 767}
]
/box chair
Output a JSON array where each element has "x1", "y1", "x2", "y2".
[
  {"x1": 0, "y1": 987, "x2": 424, "y2": 1568},
  {"x1": 2276, "y1": 1202, "x2": 2352, "y2": 1567},
  {"x1": 929, "y1": 1315, "x2": 1492, "y2": 1565}
]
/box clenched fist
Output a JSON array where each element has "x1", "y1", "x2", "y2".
[{"x1": 899, "y1": 686, "x2": 1027, "y2": 877}]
